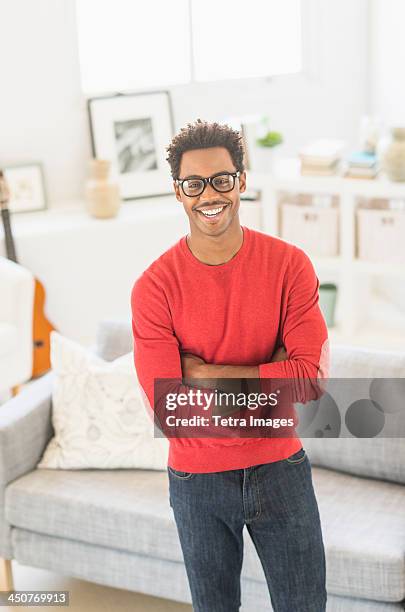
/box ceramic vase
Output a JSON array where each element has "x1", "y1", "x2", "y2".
[
  {"x1": 85, "y1": 159, "x2": 121, "y2": 218},
  {"x1": 383, "y1": 127, "x2": 405, "y2": 182}
]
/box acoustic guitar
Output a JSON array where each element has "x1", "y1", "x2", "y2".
[{"x1": 0, "y1": 169, "x2": 56, "y2": 379}]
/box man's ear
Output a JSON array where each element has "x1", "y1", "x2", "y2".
[
  {"x1": 173, "y1": 181, "x2": 182, "y2": 202},
  {"x1": 239, "y1": 171, "x2": 247, "y2": 194}
]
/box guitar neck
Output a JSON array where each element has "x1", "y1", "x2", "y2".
[{"x1": 1, "y1": 208, "x2": 18, "y2": 263}]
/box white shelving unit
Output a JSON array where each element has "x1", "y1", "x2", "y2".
[{"x1": 248, "y1": 159, "x2": 405, "y2": 351}]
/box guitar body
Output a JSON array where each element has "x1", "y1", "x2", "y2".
[
  {"x1": 0, "y1": 170, "x2": 56, "y2": 381},
  {"x1": 32, "y1": 277, "x2": 56, "y2": 379}
]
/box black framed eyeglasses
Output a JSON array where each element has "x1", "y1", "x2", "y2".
[{"x1": 175, "y1": 171, "x2": 240, "y2": 197}]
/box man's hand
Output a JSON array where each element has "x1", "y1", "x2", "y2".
[
  {"x1": 181, "y1": 344, "x2": 288, "y2": 379},
  {"x1": 180, "y1": 352, "x2": 205, "y2": 379},
  {"x1": 180, "y1": 352, "x2": 241, "y2": 393},
  {"x1": 180, "y1": 345, "x2": 289, "y2": 419},
  {"x1": 271, "y1": 345, "x2": 288, "y2": 363}
]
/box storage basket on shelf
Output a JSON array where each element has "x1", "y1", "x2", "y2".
[
  {"x1": 280, "y1": 193, "x2": 339, "y2": 257},
  {"x1": 356, "y1": 201, "x2": 405, "y2": 265}
]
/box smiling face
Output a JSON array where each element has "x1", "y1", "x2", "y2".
[{"x1": 174, "y1": 146, "x2": 246, "y2": 238}]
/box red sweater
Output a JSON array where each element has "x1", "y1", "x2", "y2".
[{"x1": 131, "y1": 226, "x2": 329, "y2": 473}]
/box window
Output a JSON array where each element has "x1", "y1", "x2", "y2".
[
  {"x1": 75, "y1": 0, "x2": 191, "y2": 93},
  {"x1": 75, "y1": 0, "x2": 302, "y2": 94},
  {"x1": 191, "y1": 0, "x2": 302, "y2": 81}
]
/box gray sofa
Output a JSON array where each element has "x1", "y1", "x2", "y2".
[{"x1": 0, "y1": 320, "x2": 404, "y2": 611}]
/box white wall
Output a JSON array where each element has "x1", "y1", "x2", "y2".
[
  {"x1": 0, "y1": 0, "x2": 90, "y2": 205},
  {"x1": 370, "y1": 0, "x2": 405, "y2": 125},
  {"x1": 0, "y1": 0, "x2": 369, "y2": 207},
  {"x1": 369, "y1": 0, "x2": 405, "y2": 312}
]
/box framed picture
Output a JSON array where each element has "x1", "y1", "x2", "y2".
[
  {"x1": 87, "y1": 91, "x2": 174, "y2": 200},
  {"x1": 2, "y1": 162, "x2": 47, "y2": 213}
]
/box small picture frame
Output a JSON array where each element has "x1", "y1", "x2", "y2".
[
  {"x1": 87, "y1": 90, "x2": 175, "y2": 200},
  {"x1": 2, "y1": 162, "x2": 47, "y2": 213}
]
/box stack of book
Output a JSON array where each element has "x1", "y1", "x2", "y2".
[
  {"x1": 345, "y1": 151, "x2": 378, "y2": 179},
  {"x1": 299, "y1": 139, "x2": 345, "y2": 176}
]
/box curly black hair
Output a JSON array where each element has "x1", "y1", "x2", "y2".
[{"x1": 166, "y1": 118, "x2": 245, "y2": 179}]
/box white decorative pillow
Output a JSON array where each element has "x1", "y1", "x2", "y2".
[{"x1": 37, "y1": 331, "x2": 168, "y2": 470}]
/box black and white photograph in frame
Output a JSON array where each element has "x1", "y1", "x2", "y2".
[
  {"x1": 115, "y1": 117, "x2": 158, "y2": 173},
  {"x1": 87, "y1": 91, "x2": 174, "y2": 200},
  {"x1": 2, "y1": 162, "x2": 47, "y2": 213}
]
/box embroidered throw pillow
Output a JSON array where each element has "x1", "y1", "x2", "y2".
[{"x1": 37, "y1": 331, "x2": 168, "y2": 470}]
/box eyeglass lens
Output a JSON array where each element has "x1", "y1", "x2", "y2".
[{"x1": 182, "y1": 173, "x2": 234, "y2": 196}]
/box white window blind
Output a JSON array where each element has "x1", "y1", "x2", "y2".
[
  {"x1": 75, "y1": 0, "x2": 302, "y2": 94},
  {"x1": 191, "y1": 0, "x2": 302, "y2": 81},
  {"x1": 75, "y1": 0, "x2": 191, "y2": 93}
]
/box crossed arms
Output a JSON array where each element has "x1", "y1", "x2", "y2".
[{"x1": 131, "y1": 246, "x2": 329, "y2": 419}]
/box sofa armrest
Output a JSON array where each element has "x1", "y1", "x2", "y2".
[
  {"x1": 0, "y1": 371, "x2": 54, "y2": 558},
  {"x1": 0, "y1": 371, "x2": 54, "y2": 486}
]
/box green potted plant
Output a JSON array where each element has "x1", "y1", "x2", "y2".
[
  {"x1": 256, "y1": 131, "x2": 283, "y2": 148},
  {"x1": 254, "y1": 116, "x2": 283, "y2": 173}
]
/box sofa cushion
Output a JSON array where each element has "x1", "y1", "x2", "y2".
[
  {"x1": 304, "y1": 437, "x2": 405, "y2": 485},
  {"x1": 5, "y1": 465, "x2": 405, "y2": 602},
  {"x1": 303, "y1": 343, "x2": 405, "y2": 485},
  {"x1": 330, "y1": 344, "x2": 405, "y2": 379},
  {"x1": 6, "y1": 468, "x2": 182, "y2": 562},
  {"x1": 313, "y1": 466, "x2": 405, "y2": 603},
  {"x1": 242, "y1": 465, "x2": 405, "y2": 602}
]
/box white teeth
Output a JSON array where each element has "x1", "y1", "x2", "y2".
[{"x1": 200, "y1": 206, "x2": 224, "y2": 217}]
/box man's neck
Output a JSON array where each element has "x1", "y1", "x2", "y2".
[{"x1": 186, "y1": 222, "x2": 244, "y2": 266}]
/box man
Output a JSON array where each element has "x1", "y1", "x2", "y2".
[{"x1": 131, "y1": 119, "x2": 329, "y2": 611}]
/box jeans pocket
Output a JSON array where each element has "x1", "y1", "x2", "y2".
[
  {"x1": 285, "y1": 447, "x2": 307, "y2": 465},
  {"x1": 168, "y1": 466, "x2": 196, "y2": 480}
]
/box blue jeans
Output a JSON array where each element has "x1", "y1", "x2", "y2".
[{"x1": 168, "y1": 447, "x2": 327, "y2": 612}]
